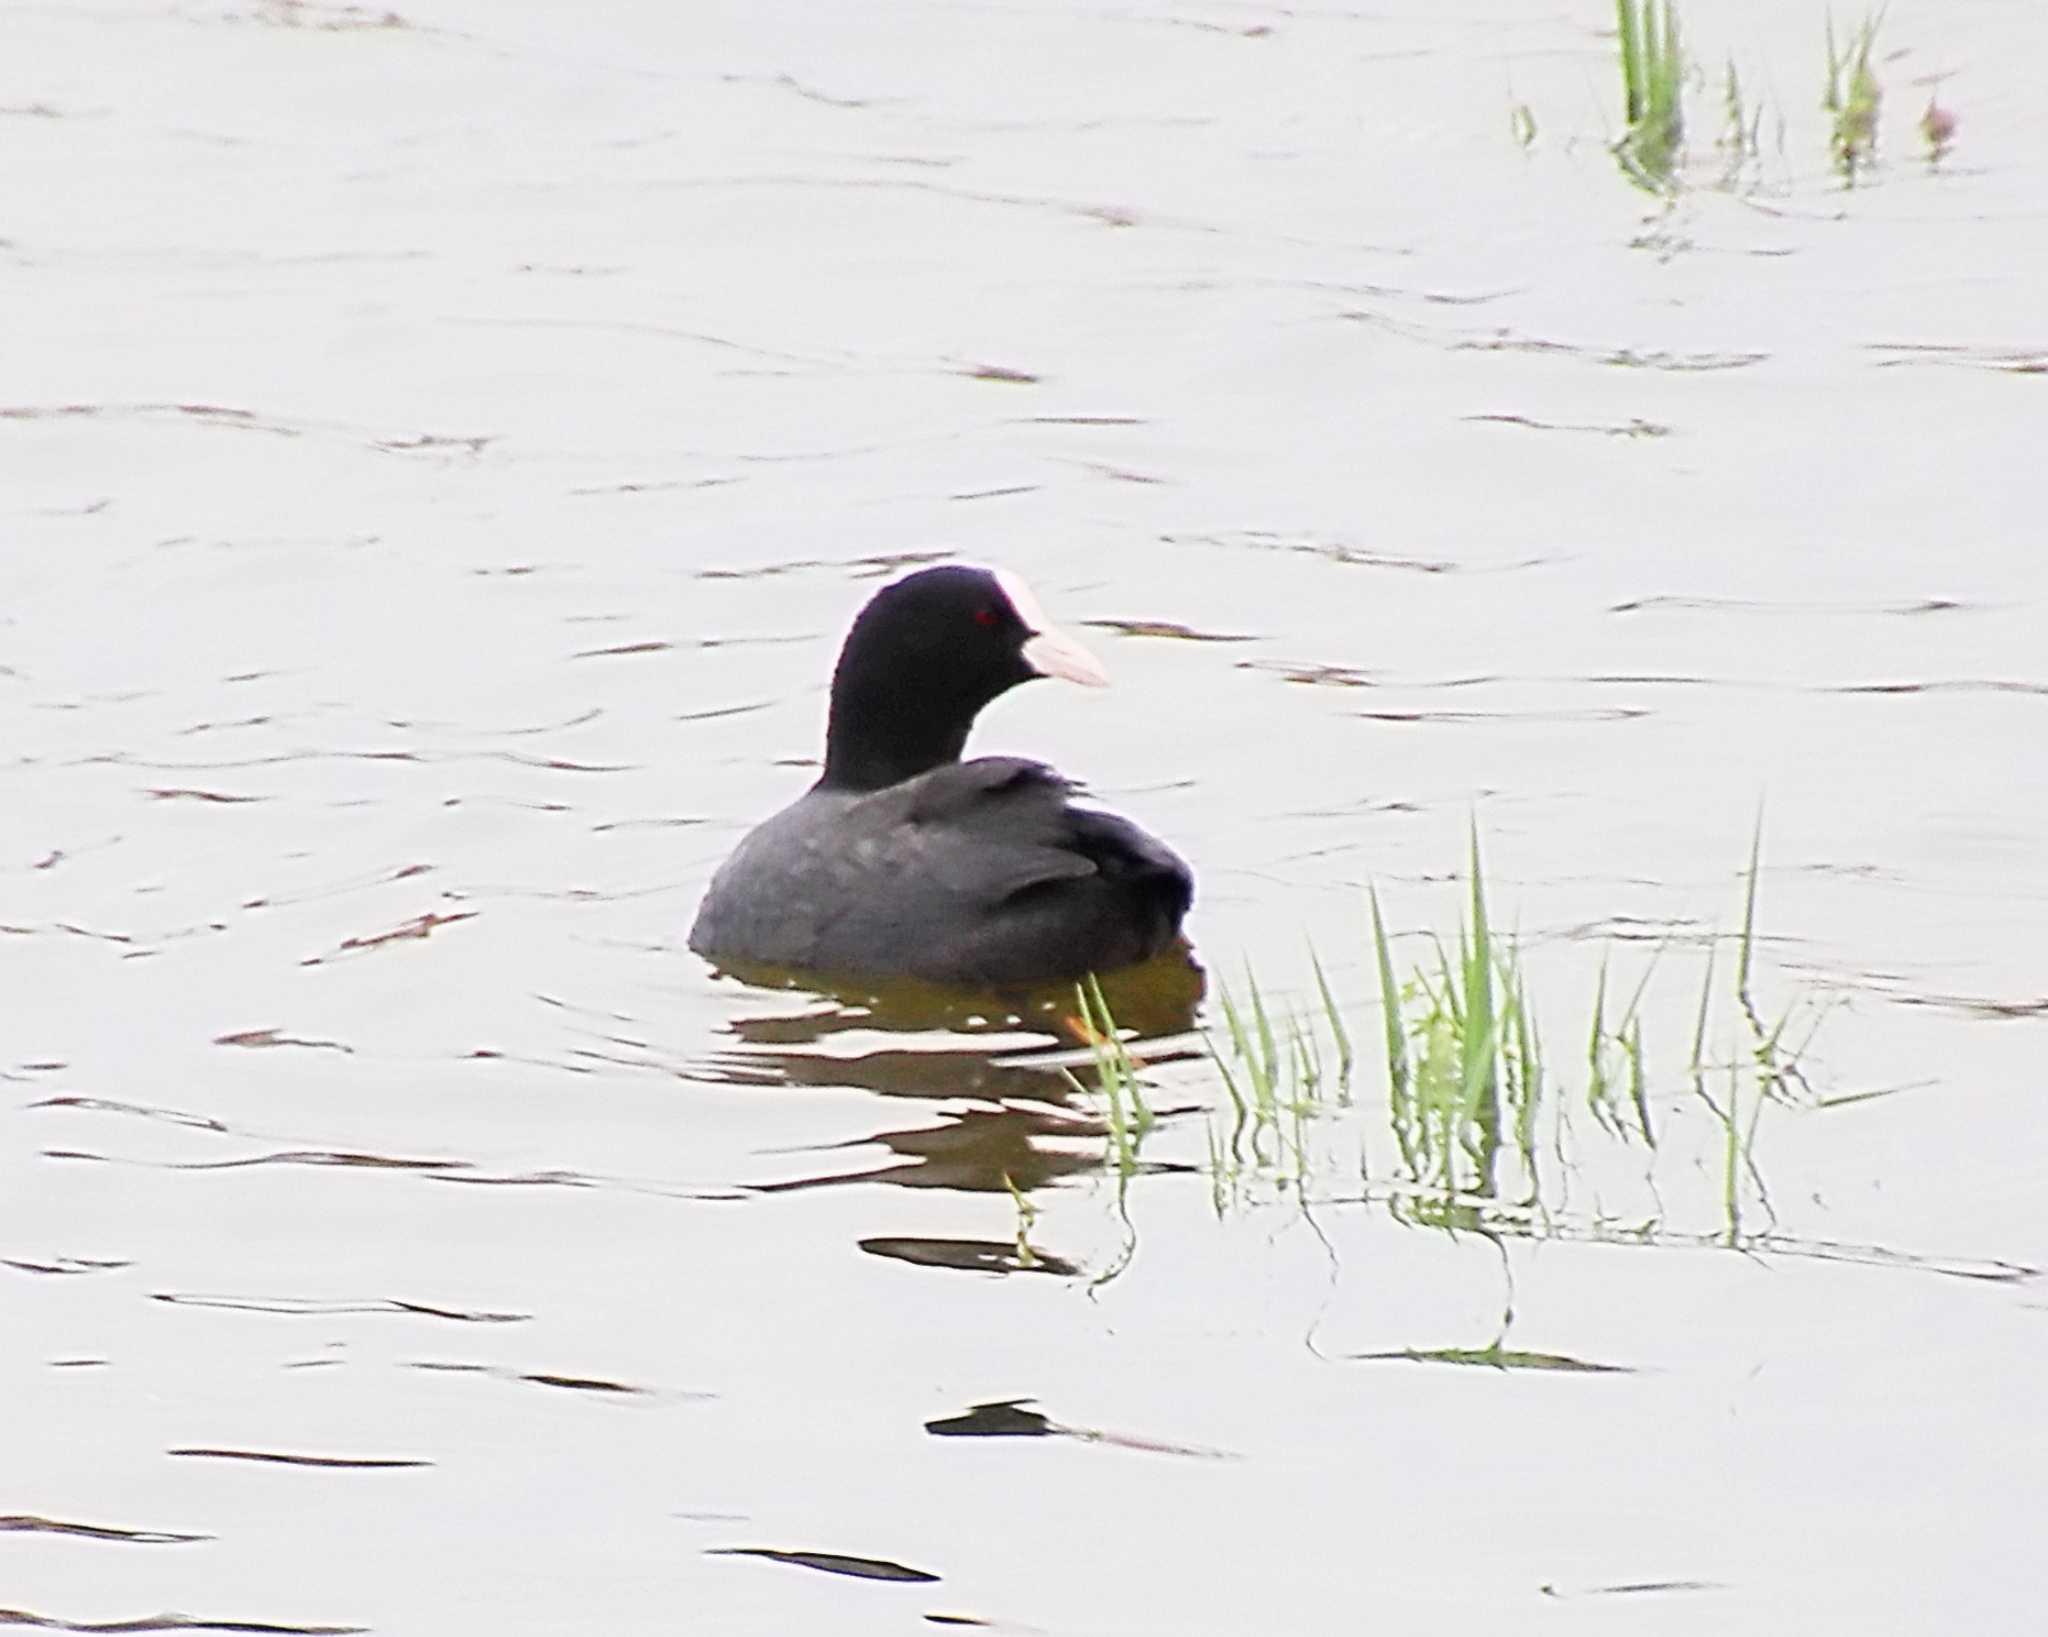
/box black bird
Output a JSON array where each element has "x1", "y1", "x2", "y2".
[{"x1": 689, "y1": 564, "x2": 1193, "y2": 987}]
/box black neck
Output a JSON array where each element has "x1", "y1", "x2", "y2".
[{"x1": 820, "y1": 670, "x2": 975, "y2": 792}]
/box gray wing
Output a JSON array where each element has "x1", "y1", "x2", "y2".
[{"x1": 895, "y1": 758, "x2": 1098, "y2": 897}]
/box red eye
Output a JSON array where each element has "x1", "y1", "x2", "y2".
[{"x1": 974, "y1": 606, "x2": 999, "y2": 628}]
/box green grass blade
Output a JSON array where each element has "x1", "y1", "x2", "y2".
[
  {"x1": 1736, "y1": 808, "x2": 1763, "y2": 1001},
  {"x1": 1586, "y1": 954, "x2": 1614, "y2": 1133},
  {"x1": 1309, "y1": 943, "x2": 1354, "y2": 1096},
  {"x1": 1463, "y1": 820, "x2": 1501, "y2": 1180},
  {"x1": 1246, "y1": 964, "x2": 1279, "y2": 1104},
  {"x1": 1625, "y1": 1016, "x2": 1652, "y2": 1146},
  {"x1": 1618, "y1": 0, "x2": 1646, "y2": 123},
  {"x1": 1689, "y1": 936, "x2": 1717, "y2": 1084}
]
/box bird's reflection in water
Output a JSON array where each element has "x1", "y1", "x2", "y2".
[{"x1": 696, "y1": 943, "x2": 1205, "y2": 1207}]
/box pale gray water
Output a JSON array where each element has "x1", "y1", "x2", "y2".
[{"x1": 5, "y1": 1, "x2": 2045, "y2": 1632}]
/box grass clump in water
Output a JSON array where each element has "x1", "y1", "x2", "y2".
[
  {"x1": 1062, "y1": 817, "x2": 1830, "y2": 1263},
  {"x1": 1361, "y1": 816, "x2": 1824, "y2": 1247},
  {"x1": 1687, "y1": 815, "x2": 1830, "y2": 1241},
  {"x1": 1064, "y1": 973, "x2": 1152, "y2": 1176},
  {"x1": 1716, "y1": 57, "x2": 1765, "y2": 185},
  {"x1": 1825, "y1": 10, "x2": 1885, "y2": 182},
  {"x1": 1615, "y1": 0, "x2": 1686, "y2": 192},
  {"x1": 1205, "y1": 948, "x2": 1354, "y2": 1203},
  {"x1": 1374, "y1": 824, "x2": 1548, "y2": 1228},
  {"x1": 1539, "y1": 3, "x2": 1948, "y2": 199}
]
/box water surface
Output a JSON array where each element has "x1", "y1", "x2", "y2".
[{"x1": 6, "y1": 1, "x2": 2044, "y2": 1631}]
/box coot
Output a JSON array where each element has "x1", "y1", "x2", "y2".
[{"x1": 689, "y1": 564, "x2": 1193, "y2": 987}]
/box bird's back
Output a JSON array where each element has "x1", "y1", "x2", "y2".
[{"x1": 688, "y1": 757, "x2": 1190, "y2": 987}]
